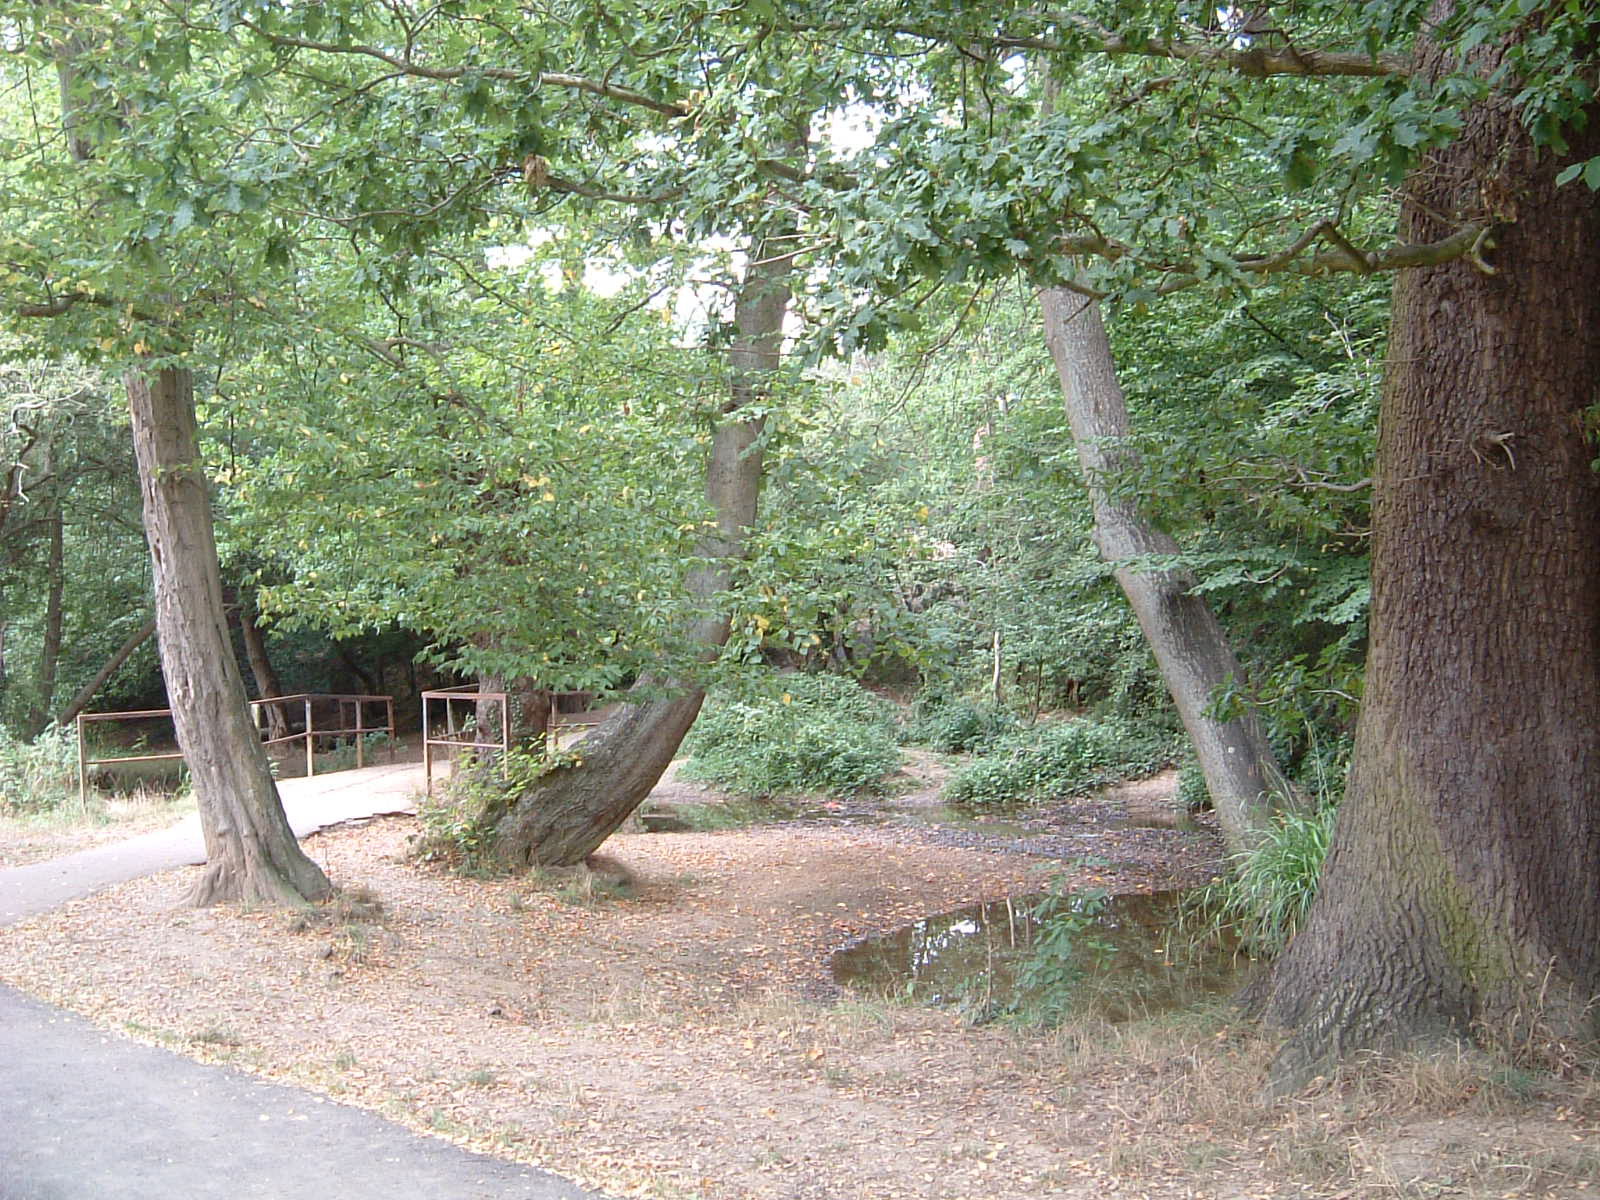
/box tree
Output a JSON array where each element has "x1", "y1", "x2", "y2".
[
  {"x1": 864, "y1": 3, "x2": 1599, "y2": 1080},
  {"x1": 473, "y1": 225, "x2": 798, "y2": 866},
  {"x1": 1250, "y1": 11, "x2": 1600, "y2": 1087},
  {"x1": 128, "y1": 367, "x2": 330, "y2": 905},
  {"x1": 1041, "y1": 288, "x2": 1291, "y2": 853},
  {"x1": 1, "y1": 4, "x2": 332, "y2": 904}
]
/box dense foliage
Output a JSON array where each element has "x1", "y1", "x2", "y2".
[
  {"x1": 945, "y1": 717, "x2": 1181, "y2": 813},
  {"x1": 681, "y1": 674, "x2": 901, "y2": 797}
]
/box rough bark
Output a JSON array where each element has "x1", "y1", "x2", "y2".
[
  {"x1": 128, "y1": 367, "x2": 331, "y2": 906},
  {"x1": 479, "y1": 231, "x2": 793, "y2": 867},
  {"x1": 1041, "y1": 289, "x2": 1288, "y2": 854},
  {"x1": 54, "y1": 616, "x2": 155, "y2": 728},
  {"x1": 237, "y1": 589, "x2": 289, "y2": 742},
  {"x1": 1253, "y1": 16, "x2": 1600, "y2": 1089}
]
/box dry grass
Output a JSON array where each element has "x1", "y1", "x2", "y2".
[
  {"x1": 2, "y1": 815, "x2": 1597, "y2": 1199},
  {"x1": 0, "y1": 785, "x2": 195, "y2": 868}
]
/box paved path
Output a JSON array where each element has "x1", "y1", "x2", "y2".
[
  {"x1": 0, "y1": 761, "x2": 426, "y2": 925},
  {"x1": 0, "y1": 763, "x2": 608, "y2": 1200}
]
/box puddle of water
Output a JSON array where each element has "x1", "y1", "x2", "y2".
[
  {"x1": 831, "y1": 890, "x2": 1250, "y2": 1020},
  {"x1": 887, "y1": 805, "x2": 1042, "y2": 840},
  {"x1": 1117, "y1": 810, "x2": 1202, "y2": 833}
]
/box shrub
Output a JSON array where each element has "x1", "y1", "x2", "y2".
[
  {"x1": 0, "y1": 726, "x2": 79, "y2": 815},
  {"x1": 1175, "y1": 760, "x2": 1209, "y2": 812},
  {"x1": 902, "y1": 694, "x2": 1020, "y2": 754},
  {"x1": 413, "y1": 746, "x2": 575, "y2": 875},
  {"x1": 1192, "y1": 802, "x2": 1337, "y2": 955},
  {"x1": 1017, "y1": 886, "x2": 1116, "y2": 1025},
  {"x1": 682, "y1": 673, "x2": 900, "y2": 797},
  {"x1": 945, "y1": 716, "x2": 1178, "y2": 812}
]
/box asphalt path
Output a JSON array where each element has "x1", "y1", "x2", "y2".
[{"x1": 0, "y1": 763, "x2": 609, "y2": 1200}]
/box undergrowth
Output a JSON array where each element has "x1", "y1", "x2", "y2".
[
  {"x1": 0, "y1": 726, "x2": 78, "y2": 814},
  {"x1": 681, "y1": 673, "x2": 900, "y2": 797},
  {"x1": 945, "y1": 716, "x2": 1179, "y2": 812},
  {"x1": 901, "y1": 693, "x2": 1020, "y2": 754},
  {"x1": 1189, "y1": 803, "x2": 1337, "y2": 955},
  {"x1": 413, "y1": 745, "x2": 579, "y2": 875}
]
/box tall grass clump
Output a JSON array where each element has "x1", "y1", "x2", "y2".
[
  {"x1": 0, "y1": 725, "x2": 79, "y2": 815},
  {"x1": 681, "y1": 674, "x2": 900, "y2": 796},
  {"x1": 945, "y1": 716, "x2": 1179, "y2": 812},
  {"x1": 1195, "y1": 803, "x2": 1337, "y2": 955}
]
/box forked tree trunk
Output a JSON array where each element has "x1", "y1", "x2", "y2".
[
  {"x1": 478, "y1": 232, "x2": 793, "y2": 867},
  {"x1": 477, "y1": 671, "x2": 551, "y2": 750},
  {"x1": 1041, "y1": 290, "x2": 1288, "y2": 854},
  {"x1": 1253, "y1": 16, "x2": 1600, "y2": 1090},
  {"x1": 128, "y1": 366, "x2": 331, "y2": 906}
]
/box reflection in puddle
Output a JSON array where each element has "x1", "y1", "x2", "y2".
[{"x1": 831, "y1": 891, "x2": 1251, "y2": 1020}]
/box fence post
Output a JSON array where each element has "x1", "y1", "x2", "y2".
[
  {"x1": 304, "y1": 696, "x2": 315, "y2": 777},
  {"x1": 423, "y1": 692, "x2": 433, "y2": 795},
  {"x1": 355, "y1": 699, "x2": 366, "y2": 769},
  {"x1": 77, "y1": 714, "x2": 88, "y2": 807}
]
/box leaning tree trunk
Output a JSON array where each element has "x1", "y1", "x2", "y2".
[
  {"x1": 1041, "y1": 289, "x2": 1289, "y2": 855},
  {"x1": 1253, "y1": 15, "x2": 1600, "y2": 1091},
  {"x1": 23, "y1": 480, "x2": 65, "y2": 739},
  {"x1": 478, "y1": 233, "x2": 793, "y2": 867},
  {"x1": 237, "y1": 588, "x2": 290, "y2": 742},
  {"x1": 128, "y1": 366, "x2": 331, "y2": 906},
  {"x1": 55, "y1": 616, "x2": 154, "y2": 728}
]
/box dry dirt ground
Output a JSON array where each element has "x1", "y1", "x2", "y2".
[{"x1": 1, "y1": 759, "x2": 1597, "y2": 1200}]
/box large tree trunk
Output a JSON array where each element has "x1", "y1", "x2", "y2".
[
  {"x1": 128, "y1": 366, "x2": 331, "y2": 906},
  {"x1": 1041, "y1": 289, "x2": 1288, "y2": 854},
  {"x1": 1253, "y1": 17, "x2": 1600, "y2": 1090},
  {"x1": 478, "y1": 232, "x2": 793, "y2": 867}
]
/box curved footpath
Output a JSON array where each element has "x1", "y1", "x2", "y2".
[{"x1": 0, "y1": 763, "x2": 608, "y2": 1200}]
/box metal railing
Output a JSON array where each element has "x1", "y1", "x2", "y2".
[
  {"x1": 420, "y1": 687, "x2": 611, "y2": 795},
  {"x1": 77, "y1": 692, "x2": 396, "y2": 803},
  {"x1": 421, "y1": 686, "x2": 508, "y2": 796}
]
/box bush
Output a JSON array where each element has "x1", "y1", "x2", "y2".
[
  {"x1": 413, "y1": 746, "x2": 575, "y2": 875},
  {"x1": 0, "y1": 726, "x2": 79, "y2": 815},
  {"x1": 902, "y1": 694, "x2": 1020, "y2": 754},
  {"x1": 1175, "y1": 760, "x2": 1209, "y2": 812},
  {"x1": 945, "y1": 716, "x2": 1178, "y2": 812},
  {"x1": 682, "y1": 674, "x2": 901, "y2": 797}
]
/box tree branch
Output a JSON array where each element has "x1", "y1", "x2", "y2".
[
  {"x1": 1057, "y1": 222, "x2": 1491, "y2": 297},
  {"x1": 1000, "y1": 13, "x2": 1409, "y2": 78},
  {"x1": 796, "y1": 13, "x2": 1408, "y2": 78},
  {"x1": 237, "y1": 18, "x2": 694, "y2": 118},
  {"x1": 15, "y1": 291, "x2": 107, "y2": 318}
]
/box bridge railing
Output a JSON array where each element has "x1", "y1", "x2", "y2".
[
  {"x1": 420, "y1": 686, "x2": 509, "y2": 797},
  {"x1": 420, "y1": 687, "x2": 611, "y2": 795},
  {"x1": 76, "y1": 693, "x2": 396, "y2": 803}
]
